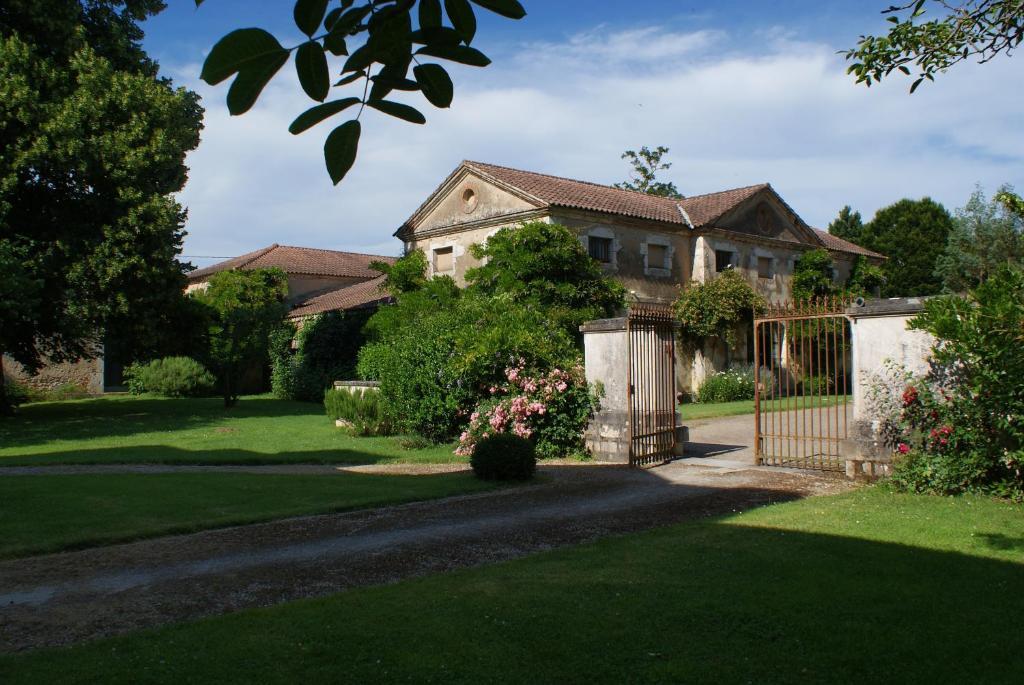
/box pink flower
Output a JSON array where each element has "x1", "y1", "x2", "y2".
[
  {"x1": 555, "y1": 381, "x2": 568, "y2": 392},
  {"x1": 897, "y1": 443, "x2": 910, "y2": 454}
]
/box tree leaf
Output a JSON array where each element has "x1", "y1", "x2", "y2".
[
  {"x1": 225, "y1": 50, "x2": 289, "y2": 114},
  {"x1": 419, "y1": 0, "x2": 442, "y2": 29},
  {"x1": 296, "y1": 41, "x2": 330, "y2": 101},
  {"x1": 410, "y1": 26, "x2": 464, "y2": 46},
  {"x1": 289, "y1": 97, "x2": 361, "y2": 134},
  {"x1": 366, "y1": 99, "x2": 426, "y2": 124},
  {"x1": 200, "y1": 28, "x2": 287, "y2": 85},
  {"x1": 343, "y1": 44, "x2": 374, "y2": 73},
  {"x1": 324, "y1": 30, "x2": 348, "y2": 56},
  {"x1": 445, "y1": 0, "x2": 477, "y2": 44},
  {"x1": 294, "y1": 0, "x2": 330, "y2": 37},
  {"x1": 414, "y1": 44, "x2": 491, "y2": 67},
  {"x1": 334, "y1": 71, "x2": 364, "y2": 86},
  {"x1": 469, "y1": 0, "x2": 526, "y2": 19},
  {"x1": 414, "y1": 63, "x2": 453, "y2": 108},
  {"x1": 324, "y1": 120, "x2": 361, "y2": 185}
]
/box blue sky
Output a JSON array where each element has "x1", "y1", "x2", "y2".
[{"x1": 140, "y1": 2, "x2": 1024, "y2": 265}]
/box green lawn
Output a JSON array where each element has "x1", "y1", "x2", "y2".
[
  {"x1": 680, "y1": 394, "x2": 850, "y2": 421},
  {"x1": 0, "y1": 471, "x2": 497, "y2": 559},
  {"x1": 4, "y1": 486, "x2": 1023, "y2": 683},
  {"x1": 0, "y1": 395, "x2": 460, "y2": 466}
]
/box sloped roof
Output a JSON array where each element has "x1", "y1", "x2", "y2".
[
  {"x1": 187, "y1": 244, "x2": 395, "y2": 281},
  {"x1": 287, "y1": 275, "x2": 391, "y2": 319},
  {"x1": 812, "y1": 229, "x2": 885, "y2": 259},
  {"x1": 463, "y1": 161, "x2": 768, "y2": 228}
]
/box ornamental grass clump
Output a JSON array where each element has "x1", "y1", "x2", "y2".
[
  {"x1": 456, "y1": 363, "x2": 600, "y2": 460},
  {"x1": 470, "y1": 433, "x2": 536, "y2": 481},
  {"x1": 324, "y1": 388, "x2": 392, "y2": 437}
]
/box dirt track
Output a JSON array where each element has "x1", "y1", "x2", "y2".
[{"x1": 0, "y1": 462, "x2": 851, "y2": 652}]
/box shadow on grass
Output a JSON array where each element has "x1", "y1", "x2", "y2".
[
  {"x1": 2, "y1": 486, "x2": 1023, "y2": 682},
  {"x1": 0, "y1": 396, "x2": 326, "y2": 450}
]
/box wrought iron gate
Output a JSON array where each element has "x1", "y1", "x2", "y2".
[
  {"x1": 627, "y1": 304, "x2": 677, "y2": 466},
  {"x1": 754, "y1": 297, "x2": 852, "y2": 471}
]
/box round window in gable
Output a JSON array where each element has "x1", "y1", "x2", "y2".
[{"x1": 462, "y1": 188, "x2": 478, "y2": 213}]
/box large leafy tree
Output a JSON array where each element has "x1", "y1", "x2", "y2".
[
  {"x1": 465, "y1": 222, "x2": 626, "y2": 334},
  {"x1": 846, "y1": 0, "x2": 1024, "y2": 91},
  {"x1": 195, "y1": 269, "x2": 289, "y2": 408},
  {"x1": 0, "y1": 1, "x2": 203, "y2": 414},
  {"x1": 827, "y1": 206, "x2": 865, "y2": 244},
  {"x1": 613, "y1": 146, "x2": 683, "y2": 199},
  {"x1": 197, "y1": 0, "x2": 526, "y2": 184},
  {"x1": 936, "y1": 185, "x2": 1024, "y2": 292},
  {"x1": 860, "y1": 198, "x2": 954, "y2": 297}
]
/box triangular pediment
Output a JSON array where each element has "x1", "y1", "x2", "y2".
[
  {"x1": 397, "y1": 163, "x2": 545, "y2": 236},
  {"x1": 715, "y1": 186, "x2": 822, "y2": 246}
]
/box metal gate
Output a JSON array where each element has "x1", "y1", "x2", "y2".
[
  {"x1": 627, "y1": 304, "x2": 677, "y2": 466},
  {"x1": 753, "y1": 297, "x2": 852, "y2": 471}
]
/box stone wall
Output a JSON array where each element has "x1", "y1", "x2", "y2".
[{"x1": 3, "y1": 355, "x2": 104, "y2": 394}]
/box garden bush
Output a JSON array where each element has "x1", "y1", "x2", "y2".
[
  {"x1": 456, "y1": 364, "x2": 600, "y2": 460},
  {"x1": 696, "y1": 366, "x2": 756, "y2": 403},
  {"x1": 885, "y1": 266, "x2": 1024, "y2": 499},
  {"x1": 123, "y1": 356, "x2": 215, "y2": 398},
  {"x1": 271, "y1": 311, "x2": 373, "y2": 403},
  {"x1": 323, "y1": 388, "x2": 392, "y2": 436},
  {"x1": 801, "y1": 374, "x2": 833, "y2": 396},
  {"x1": 470, "y1": 433, "x2": 537, "y2": 481}
]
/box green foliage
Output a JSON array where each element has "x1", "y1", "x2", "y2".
[
  {"x1": 827, "y1": 206, "x2": 864, "y2": 244},
  {"x1": 889, "y1": 266, "x2": 1024, "y2": 498},
  {"x1": 466, "y1": 222, "x2": 626, "y2": 334},
  {"x1": 123, "y1": 357, "x2": 216, "y2": 398},
  {"x1": 613, "y1": 145, "x2": 683, "y2": 198},
  {"x1": 860, "y1": 197, "x2": 954, "y2": 297},
  {"x1": 935, "y1": 185, "x2": 1024, "y2": 293},
  {"x1": 194, "y1": 269, "x2": 289, "y2": 407},
  {"x1": 792, "y1": 249, "x2": 840, "y2": 301},
  {"x1": 845, "y1": 1, "x2": 1024, "y2": 92},
  {"x1": 270, "y1": 311, "x2": 372, "y2": 402},
  {"x1": 673, "y1": 270, "x2": 766, "y2": 348},
  {"x1": 372, "y1": 249, "x2": 428, "y2": 295},
  {"x1": 846, "y1": 256, "x2": 886, "y2": 298},
  {"x1": 323, "y1": 388, "x2": 392, "y2": 436},
  {"x1": 470, "y1": 433, "x2": 536, "y2": 481},
  {"x1": 801, "y1": 374, "x2": 834, "y2": 397},
  {"x1": 0, "y1": 6, "x2": 203, "y2": 413},
  {"x1": 198, "y1": 0, "x2": 526, "y2": 184},
  {"x1": 697, "y1": 367, "x2": 756, "y2": 403}
]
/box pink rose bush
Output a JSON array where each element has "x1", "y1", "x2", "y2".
[{"x1": 456, "y1": 363, "x2": 600, "y2": 459}]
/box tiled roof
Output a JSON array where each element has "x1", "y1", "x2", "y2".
[
  {"x1": 812, "y1": 229, "x2": 886, "y2": 259},
  {"x1": 287, "y1": 276, "x2": 391, "y2": 319},
  {"x1": 187, "y1": 244, "x2": 396, "y2": 281},
  {"x1": 461, "y1": 161, "x2": 769, "y2": 228}
]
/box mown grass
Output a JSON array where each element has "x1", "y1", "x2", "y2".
[
  {"x1": 0, "y1": 395, "x2": 460, "y2": 466},
  {"x1": 680, "y1": 394, "x2": 850, "y2": 421},
  {"x1": 0, "y1": 471, "x2": 497, "y2": 559},
  {"x1": 4, "y1": 486, "x2": 1022, "y2": 683}
]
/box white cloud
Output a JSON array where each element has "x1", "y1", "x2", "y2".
[{"x1": 171, "y1": 25, "x2": 1024, "y2": 265}]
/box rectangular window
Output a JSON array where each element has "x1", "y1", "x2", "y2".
[
  {"x1": 589, "y1": 236, "x2": 613, "y2": 263},
  {"x1": 715, "y1": 249, "x2": 735, "y2": 272},
  {"x1": 647, "y1": 244, "x2": 668, "y2": 270},
  {"x1": 757, "y1": 256, "x2": 773, "y2": 279},
  {"x1": 433, "y1": 246, "x2": 453, "y2": 272}
]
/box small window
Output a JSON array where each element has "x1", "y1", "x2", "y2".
[
  {"x1": 433, "y1": 246, "x2": 453, "y2": 272},
  {"x1": 589, "y1": 236, "x2": 613, "y2": 263},
  {"x1": 647, "y1": 244, "x2": 668, "y2": 270},
  {"x1": 715, "y1": 250, "x2": 735, "y2": 272},
  {"x1": 757, "y1": 256, "x2": 773, "y2": 279}
]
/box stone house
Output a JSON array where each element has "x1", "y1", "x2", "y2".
[{"x1": 395, "y1": 160, "x2": 884, "y2": 392}]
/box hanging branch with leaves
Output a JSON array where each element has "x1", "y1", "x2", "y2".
[{"x1": 196, "y1": 0, "x2": 526, "y2": 184}]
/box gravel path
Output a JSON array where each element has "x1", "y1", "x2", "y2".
[{"x1": 0, "y1": 462, "x2": 851, "y2": 652}]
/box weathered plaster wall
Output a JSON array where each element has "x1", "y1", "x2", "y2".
[
  {"x1": 581, "y1": 318, "x2": 631, "y2": 463},
  {"x1": 4, "y1": 355, "x2": 104, "y2": 394},
  {"x1": 416, "y1": 173, "x2": 537, "y2": 233}
]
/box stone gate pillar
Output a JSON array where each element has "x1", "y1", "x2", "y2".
[{"x1": 580, "y1": 317, "x2": 630, "y2": 463}]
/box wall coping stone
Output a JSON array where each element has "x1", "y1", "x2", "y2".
[
  {"x1": 846, "y1": 296, "x2": 932, "y2": 319},
  {"x1": 579, "y1": 317, "x2": 628, "y2": 333}
]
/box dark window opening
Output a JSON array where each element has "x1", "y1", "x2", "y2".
[
  {"x1": 715, "y1": 249, "x2": 735, "y2": 272},
  {"x1": 589, "y1": 236, "x2": 613, "y2": 263}
]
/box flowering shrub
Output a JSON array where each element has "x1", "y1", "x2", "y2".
[
  {"x1": 456, "y1": 363, "x2": 600, "y2": 460},
  {"x1": 696, "y1": 366, "x2": 757, "y2": 403}
]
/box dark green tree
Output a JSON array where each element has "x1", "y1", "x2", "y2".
[
  {"x1": 845, "y1": 1, "x2": 1024, "y2": 92},
  {"x1": 827, "y1": 206, "x2": 865, "y2": 244},
  {"x1": 861, "y1": 198, "x2": 954, "y2": 297},
  {"x1": 465, "y1": 222, "x2": 626, "y2": 334},
  {"x1": 792, "y1": 249, "x2": 841, "y2": 301},
  {"x1": 197, "y1": 0, "x2": 526, "y2": 184},
  {"x1": 935, "y1": 185, "x2": 1024, "y2": 293},
  {"x1": 0, "y1": 1, "x2": 203, "y2": 415},
  {"x1": 847, "y1": 256, "x2": 887, "y2": 298},
  {"x1": 613, "y1": 146, "x2": 683, "y2": 199},
  {"x1": 195, "y1": 269, "x2": 289, "y2": 407}
]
